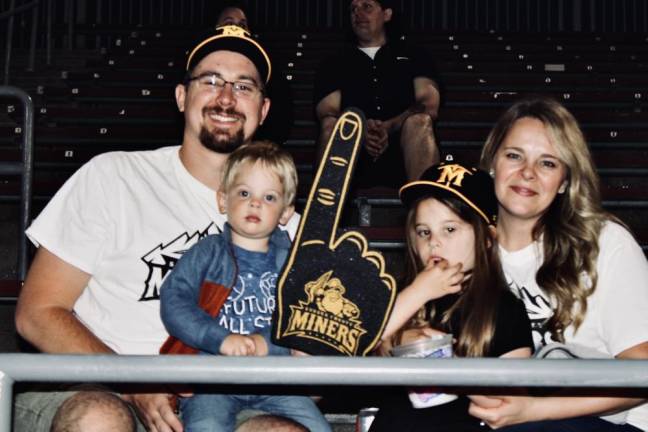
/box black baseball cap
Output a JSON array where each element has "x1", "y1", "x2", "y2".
[
  {"x1": 399, "y1": 162, "x2": 498, "y2": 225},
  {"x1": 186, "y1": 25, "x2": 271, "y2": 84}
]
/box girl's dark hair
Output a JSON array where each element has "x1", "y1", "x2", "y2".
[{"x1": 395, "y1": 195, "x2": 506, "y2": 357}]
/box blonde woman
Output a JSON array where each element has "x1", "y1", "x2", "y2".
[{"x1": 470, "y1": 97, "x2": 648, "y2": 431}]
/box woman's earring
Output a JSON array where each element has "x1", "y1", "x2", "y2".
[
  {"x1": 489, "y1": 168, "x2": 495, "y2": 178},
  {"x1": 558, "y1": 182, "x2": 567, "y2": 194}
]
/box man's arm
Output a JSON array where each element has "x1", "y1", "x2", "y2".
[
  {"x1": 15, "y1": 246, "x2": 113, "y2": 353},
  {"x1": 314, "y1": 90, "x2": 342, "y2": 163},
  {"x1": 16, "y1": 247, "x2": 184, "y2": 432},
  {"x1": 413, "y1": 76, "x2": 441, "y2": 120},
  {"x1": 359, "y1": 77, "x2": 441, "y2": 161},
  {"x1": 380, "y1": 76, "x2": 440, "y2": 134},
  {"x1": 316, "y1": 89, "x2": 393, "y2": 160}
]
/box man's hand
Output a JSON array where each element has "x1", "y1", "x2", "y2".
[
  {"x1": 122, "y1": 393, "x2": 183, "y2": 432},
  {"x1": 468, "y1": 395, "x2": 534, "y2": 429},
  {"x1": 220, "y1": 334, "x2": 256, "y2": 356},
  {"x1": 365, "y1": 119, "x2": 389, "y2": 159}
]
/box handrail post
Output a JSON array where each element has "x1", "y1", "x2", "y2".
[
  {"x1": 3, "y1": 0, "x2": 16, "y2": 85},
  {"x1": 0, "y1": 86, "x2": 34, "y2": 283},
  {"x1": 19, "y1": 88, "x2": 34, "y2": 282},
  {"x1": 0, "y1": 371, "x2": 14, "y2": 432}
]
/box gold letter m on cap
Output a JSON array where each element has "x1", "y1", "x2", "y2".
[{"x1": 436, "y1": 164, "x2": 472, "y2": 187}]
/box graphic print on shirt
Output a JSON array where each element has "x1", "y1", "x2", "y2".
[
  {"x1": 218, "y1": 271, "x2": 276, "y2": 335},
  {"x1": 509, "y1": 280, "x2": 553, "y2": 348},
  {"x1": 139, "y1": 222, "x2": 219, "y2": 301}
]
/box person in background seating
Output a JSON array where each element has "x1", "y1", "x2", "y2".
[
  {"x1": 314, "y1": 0, "x2": 441, "y2": 190},
  {"x1": 216, "y1": 3, "x2": 249, "y2": 29},
  {"x1": 470, "y1": 97, "x2": 648, "y2": 432},
  {"x1": 216, "y1": 1, "x2": 295, "y2": 146},
  {"x1": 14, "y1": 25, "x2": 305, "y2": 432}
]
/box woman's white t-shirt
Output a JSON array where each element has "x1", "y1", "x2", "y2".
[{"x1": 500, "y1": 222, "x2": 648, "y2": 430}]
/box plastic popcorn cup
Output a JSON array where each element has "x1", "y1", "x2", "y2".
[{"x1": 391, "y1": 333, "x2": 458, "y2": 408}]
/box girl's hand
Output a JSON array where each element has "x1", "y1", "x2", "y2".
[
  {"x1": 380, "y1": 261, "x2": 462, "y2": 342},
  {"x1": 400, "y1": 326, "x2": 446, "y2": 346},
  {"x1": 412, "y1": 258, "x2": 463, "y2": 301}
]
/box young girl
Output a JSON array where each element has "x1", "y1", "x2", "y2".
[{"x1": 371, "y1": 161, "x2": 533, "y2": 432}]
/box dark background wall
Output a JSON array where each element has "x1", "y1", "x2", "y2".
[{"x1": 3, "y1": 0, "x2": 648, "y2": 51}]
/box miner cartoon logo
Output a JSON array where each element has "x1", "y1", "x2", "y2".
[
  {"x1": 284, "y1": 271, "x2": 366, "y2": 355},
  {"x1": 273, "y1": 108, "x2": 397, "y2": 356}
]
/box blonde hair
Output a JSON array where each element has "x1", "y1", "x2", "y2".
[
  {"x1": 480, "y1": 97, "x2": 614, "y2": 341},
  {"x1": 395, "y1": 195, "x2": 506, "y2": 357},
  {"x1": 221, "y1": 140, "x2": 298, "y2": 206}
]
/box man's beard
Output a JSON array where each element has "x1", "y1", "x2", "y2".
[
  {"x1": 199, "y1": 126, "x2": 245, "y2": 153},
  {"x1": 199, "y1": 106, "x2": 247, "y2": 154}
]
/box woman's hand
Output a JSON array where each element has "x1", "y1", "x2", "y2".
[{"x1": 468, "y1": 395, "x2": 535, "y2": 429}]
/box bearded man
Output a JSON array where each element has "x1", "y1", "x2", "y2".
[{"x1": 14, "y1": 25, "x2": 303, "y2": 432}]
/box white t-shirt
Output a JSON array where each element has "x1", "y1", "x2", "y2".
[
  {"x1": 26, "y1": 146, "x2": 299, "y2": 355},
  {"x1": 500, "y1": 222, "x2": 648, "y2": 430},
  {"x1": 358, "y1": 46, "x2": 381, "y2": 60}
]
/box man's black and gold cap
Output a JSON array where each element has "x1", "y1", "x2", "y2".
[
  {"x1": 399, "y1": 162, "x2": 497, "y2": 225},
  {"x1": 186, "y1": 25, "x2": 272, "y2": 84}
]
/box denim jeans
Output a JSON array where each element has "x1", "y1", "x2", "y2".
[
  {"x1": 498, "y1": 416, "x2": 642, "y2": 432},
  {"x1": 180, "y1": 393, "x2": 332, "y2": 432}
]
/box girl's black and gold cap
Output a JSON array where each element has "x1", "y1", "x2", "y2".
[{"x1": 399, "y1": 162, "x2": 497, "y2": 225}]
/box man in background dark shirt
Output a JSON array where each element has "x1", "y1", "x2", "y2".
[{"x1": 314, "y1": 0, "x2": 440, "y2": 189}]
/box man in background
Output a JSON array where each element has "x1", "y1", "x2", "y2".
[
  {"x1": 217, "y1": 2, "x2": 295, "y2": 146},
  {"x1": 314, "y1": 0, "x2": 441, "y2": 189}
]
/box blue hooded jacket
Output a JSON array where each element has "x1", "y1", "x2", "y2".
[{"x1": 160, "y1": 223, "x2": 291, "y2": 356}]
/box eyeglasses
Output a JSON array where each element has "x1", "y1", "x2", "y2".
[
  {"x1": 350, "y1": 1, "x2": 379, "y2": 14},
  {"x1": 186, "y1": 73, "x2": 263, "y2": 98}
]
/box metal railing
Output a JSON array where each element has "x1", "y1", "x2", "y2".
[
  {"x1": 0, "y1": 354, "x2": 647, "y2": 431},
  {"x1": 0, "y1": 86, "x2": 34, "y2": 284},
  {"x1": 1, "y1": 0, "x2": 40, "y2": 85}
]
